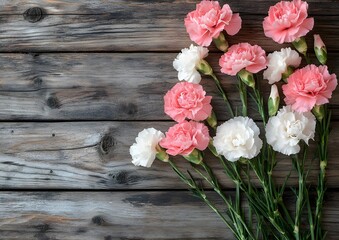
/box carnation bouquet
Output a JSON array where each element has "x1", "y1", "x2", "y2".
[{"x1": 130, "y1": 0, "x2": 337, "y2": 239}]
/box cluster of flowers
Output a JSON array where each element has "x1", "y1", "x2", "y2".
[
  {"x1": 130, "y1": 0, "x2": 337, "y2": 239},
  {"x1": 131, "y1": 0, "x2": 336, "y2": 167}
]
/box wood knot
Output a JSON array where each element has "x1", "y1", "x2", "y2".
[
  {"x1": 114, "y1": 171, "x2": 128, "y2": 184},
  {"x1": 34, "y1": 223, "x2": 51, "y2": 232},
  {"x1": 46, "y1": 96, "x2": 61, "y2": 109},
  {"x1": 92, "y1": 216, "x2": 105, "y2": 226},
  {"x1": 76, "y1": 227, "x2": 87, "y2": 233},
  {"x1": 99, "y1": 134, "x2": 115, "y2": 155},
  {"x1": 119, "y1": 103, "x2": 138, "y2": 116},
  {"x1": 108, "y1": 170, "x2": 141, "y2": 185},
  {"x1": 32, "y1": 77, "x2": 43, "y2": 88},
  {"x1": 23, "y1": 7, "x2": 44, "y2": 23}
]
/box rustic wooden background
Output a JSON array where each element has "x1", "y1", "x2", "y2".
[{"x1": 0, "y1": 0, "x2": 338, "y2": 239}]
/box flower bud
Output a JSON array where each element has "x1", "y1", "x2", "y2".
[
  {"x1": 281, "y1": 66, "x2": 294, "y2": 82},
  {"x1": 268, "y1": 84, "x2": 280, "y2": 117},
  {"x1": 206, "y1": 111, "x2": 217, "y2": 129},
  {"x1": 312, "y1": 105, "x2": 325, "y2": 122},
  {"x1": 212, "y1": 32, "x2": 229, "y2": 52},
  {"x1": 314, "y1": 34, "x2": 327, "y2": 65},
  {"x1": 155, "y1": 145, "x2": 169, "y2": 162},
  {"x1": 197, "y1": 59, "x2": 213, "y2": 76},
  {"x1": 183, "y1": 149, "x2": 203, "y2": 165},
  {"x1": 292, "y1": 37, "x2": 308, "y2": 56},
  {"x1": 237, "y1": 69, "x2": 255, "y2": 88}
]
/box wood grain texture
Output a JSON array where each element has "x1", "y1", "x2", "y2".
[
  {"x1": 0, "y1": 2, "x2": 337, "y2": 52},
  {"x1": 0, "y1": 0, "x2": 337, "y2": 15},
  {"x1": 0, "y1": 53, "x2": 338, "y2": 121},
  {"x1": 0, "y1": 121, "x2": 338, "y2": 190},
  {"x1": 0, "y1": 191, "x2": 232, "y2": 240},
  {"x1": 1, "y1": 191, "x2": 339, "y2": 240},
  {"x1": 0, "y1": 0, "x2": 338, "y2": 239}
]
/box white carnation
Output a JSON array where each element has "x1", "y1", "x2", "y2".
[
  {"x1": 263, "y1": 47, "x2": 302, "y2": 84},
  {"x1": 130, "y1": 128, "x2": 164, "y2": 168},
  {"x1": 173, "y1": 44, "x2": 209, "y2": 84},
  {"x1": 265, "y1": 106, "x2": 316, "y2": 155},
  {"x1": 213, "y1": 116, "x2": 263, "y2": 162}
]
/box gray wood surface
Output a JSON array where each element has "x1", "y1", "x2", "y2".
[
  {"x1": 1, "y1": 0, "x2": 338, "y2": 239},
  {"x1": 1, "y1": 191, "x2": 339, "y2": 240},
  {"x1": 0, "y1": 1, "x2": 337, "y2": 52},
  {"x1": 0, "y1": 53, "x2": 338, "y2": 121},
  {"x1": 0, "y1": 0, "x2": 337, "y2": 15},
  {"x1": 0, "y1": 121, "x2": 339, "y2": 190}
]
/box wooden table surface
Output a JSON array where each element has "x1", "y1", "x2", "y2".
[{"x1": 0, "y1": 0, "x2": 338, "y2": 239}]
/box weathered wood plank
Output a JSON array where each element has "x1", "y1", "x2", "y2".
[
  {"x1": 0, "y1": 0, "x2": 337, "y2": 15},
  {"x1": 0, "y1": 53, "x2": 338, "y2": 121},
  {"x1": 0, "y1": 121, "x2": 338, "y2": 189},
  {"x1": 0, "y1": 11, "x2": 337, "y2": 52},
  {"x1": 0, "y1": 191, "x2": 338, "y2": 240},
  {"x1": 0, "y1": 53, "x2": 233, "y2": 120},
  {"x1": 0, "y1": 191, "x2": 233, "y2": 240}
]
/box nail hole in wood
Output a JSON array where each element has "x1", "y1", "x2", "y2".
[
  {"x1": 52, "y1": 133, "x2": 55, "y2": 137},
  {"x1": 23, "y1": 7, "x2": 44, "y2": 23}
]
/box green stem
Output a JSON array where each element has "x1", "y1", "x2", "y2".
[
  {"x1": 199, "y1": 162, "x2": 256, "y2": 240},
  {"x1": 238, "y1": 76, "x2": 248, "y2": 116},
  {"x1": 306, "y1": 186, "x2": 315, "y2": 240},
  {"x1": 314, "y1": 108, "x2": 330, "y2": 239},
  {"x1": 168, "y1": 159, "x2": 194, "y2": 188},
  {"x1": 213, "y1": 150, "x2": 292, "y2": 239},
  {"x1": 268, "y1": 145, "x2": 295, "y2": 234},
  {"x1": 217, "y1": 156, "x2": 282, "y2": 239},
  {"x1": 252, "y1": 87, "x2": 267, "y2": 125},
  {"x1": 249, "y1": 159, "x2": 292, "y2": 240},
  {"x1": 203, "y1": 196, "x2": 238, "y2": 235},
  {"x1": 246, "y1": 79, "x2": 292, "y2": 237},
  {"x1": 279, "y1": 199, "x2": 294, "y2": 227},
  {"x1": 168, "y1": 159, "x2": 241, "y2": 239},
  {"x1": 304, "y1": 53, "x2": 311, "y2": 64},
  {"x1": 210, "y1": 73, "x2": 234, "y2": 117},
  {"x1": 292, "y1": 155, "x2": 304, "y2": 240},
  {"x1": 255, "y1": 74, "x2": 267, "y2": 123},
  {"x1": 246, "y1": 163, "x2": 253, "y2": 230},
  {"x1": 235, "y1": 177, "x2": 246, "y2": 239}
]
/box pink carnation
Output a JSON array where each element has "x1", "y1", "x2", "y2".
[
  {"x1": 164, "y1": 82, "x2": 212, "y2": 122},
  {"x1": 160, "y1": 121, "x2": 210, "y2": 156},
  {"x1": 185, "y1": 0, "x2": 242, "y2": 46},
  {"x1": 282, "y1": 64, "x2": 337, "y2": 112},
  {"x1": 263, "y1": 0, "x2": 314, "y2": 44},
  {"x1": 219, "y1": 43, "x2": 267, "y2": 76}
]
